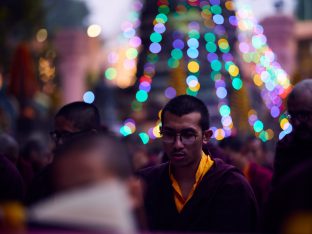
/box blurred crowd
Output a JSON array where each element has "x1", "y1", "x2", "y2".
[{"x1": 0, "y1": 79, "x2": 312, "y2": 234}]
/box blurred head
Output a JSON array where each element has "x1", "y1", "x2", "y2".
[
  {"x1": 219, "y1": 136, "x2": 246, "y2": 170},
  {"x1": 52, "y1": 132, "x2": 132, "y2": 192},
  {"x1": 160, "y1": 95, "x2": 212, "y2": 169},
  {"x1": 51, "y1": 102, "x2": 101, "y2": 146},
  {"x1": 287, "y1": 79, "x2": 312, "y2": 141},
  {"x1": 21, "y1": 135, "x2": 52, "y2": 171},
  {"x1": 243, "y1": 136, "x2": 267, "y2": 166},
  {"x1": 0, "y1": 133, "x2": 19, "y2": 165}
]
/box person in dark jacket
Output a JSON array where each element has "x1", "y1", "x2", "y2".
[
  {"x1": 138, "y1": 95, "x2": 258, "y2": 233},
  {"x1": 272, "y1": 79, "x2": 312, "y2": 187}
]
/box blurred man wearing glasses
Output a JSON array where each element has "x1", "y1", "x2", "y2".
[
  {"x1": 27, "y1": 102, "x2": 105, "y2": 205},
  {"x1": 138, "y1": 95, "x2": 258, "y2": 233},
  {"x1": 50, "y1": 101, "x2": 104, "y2": 147},
  {"x1": 272, "y1": 79, "x2": 312, "y2": 187}
]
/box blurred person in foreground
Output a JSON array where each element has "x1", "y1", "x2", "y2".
[
  {"x1": 26, "y1": 101, "x2": 106, "y2": 205},
  {"x1": 219, "y1": 136, "x2": 272, "y2": 210},
  {"x1": 50, "y1": 101, "x2": 104, "y2": 147},
  {"x1": 138, "y1": 95, "x2": 258, "y2": 233},
  {"x1": 27, "y1": 132, "x2": 140, "y2": 233},
  {"x1": 272, "y1": 79, "x2": 312, "y2": 187}
]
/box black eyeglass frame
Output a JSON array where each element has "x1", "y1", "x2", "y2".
[
  {"x1": 49, "y1": 129, "x2": 97, "y2": 143},
  {"x1": 159, "y1": 130, "x2": 198, "y2": 145}
]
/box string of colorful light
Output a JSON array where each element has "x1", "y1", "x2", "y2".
[
  {"x1": 120, "y1": 0, "x2": 171, "y2": 143},
  {"x1": 235, "y1": 1, "x2": 292, "y2": 140},
  {"x1": 117, "y1": 0, "x2": 293, "y2": 144},
  {"x1": 199, "y1": 0, "x2": 235, "y2": 140}
]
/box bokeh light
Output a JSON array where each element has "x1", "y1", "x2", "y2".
[
  {"x1": 87, "y1": 24, "x2": 102, "y2": 37},
  {"x1": 83, "y1": 91, "x2": 95, "y2": 104},
  {"x1": 36, "y1": 28, "x2": 48, "y2": 42}
]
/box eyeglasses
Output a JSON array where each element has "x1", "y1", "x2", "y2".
[
  {"x1": 50, "y1": 129, "x2": 96, "y2": 144},
  {"x1": 286, "y1": 111, "x2": 312, "y2": 122},
  {"x1": 160, "y1": 130, "x2": 198, "y2": 145}
]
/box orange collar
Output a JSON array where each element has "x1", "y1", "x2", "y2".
[{"x1": 170, "y1": 152, "x2": 214, "y2": 212}]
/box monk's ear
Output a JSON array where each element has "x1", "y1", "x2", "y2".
[{"x1": 203, "y1": 129, "x2": 213, "y2": 144}]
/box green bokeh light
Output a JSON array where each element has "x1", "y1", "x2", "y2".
[
  {"x1": 120, "y1": 126, "x2": 132, "y2": 136},
  {"x1": 204, "y1": 32, "x2": 216, "y2": 42},
  {"x1": 139, "y1": 132, "x2": 149, "y2": 144},
  {"x1": 253, "y1": 120, "x2": 264, "y2": 133},
  {"x1": 150, "y1": 32, "x2": 162, "y2": 43},
  {"x1": 259, "y1": 131, "x2": 268, "y2": 142},
  {"x1": 211, "y1": 60, "x2": 222, "y2": 71},
  {"x1": 232, "y1": 78, "x2": 243, "y2": 90},
  {"x1": 210, "y1": 5, "x2": 222, "y2": 14},
  {"x1": 188, "y1": 30, "x2": 200, "y2": 39},
  {"x1": 220, "y1": 105, "x2": 231, "y2": 116},
  {"x1": 206, "y1": 42, "x2": 217, "y2": 53},
  {"x1": 156, "y1": 13, "x2": 168, "y2": 23},
  {"x1": 186, "y1": 88, "x2": 198, "y2": 96},
  {"x1": 219, "y1": 46, "x2": 230, "y2": 53},
  {"x1": 105, "y1": 68, "x2": 117, "y2": 80},
  {"x1": 136, "y1": 90, "x2": 148, "y2": 102},
  {"x1": 171, "y1": 49, "x2": 183, "y2": 60}
]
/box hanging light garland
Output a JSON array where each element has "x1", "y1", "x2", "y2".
[
  {"x1": 235, "y1": 1, "x2": 292, "y2": 140},
  {"x1": 119, "y1": 0, "x2": 292, "y2": 144}
]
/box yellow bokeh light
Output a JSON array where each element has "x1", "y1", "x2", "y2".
[
  {"x1": 36, "y1": 28, "x2": 48, "y2": 42},
  {"x1": 153, "y1": 126, "x2": 161, "y2": 138},
  {"x1": 225, "y1": 1, "x2": 234, "y2": 11},
  {"x1": 228, "y1": 65, "x2": 239, "y2": 76},
  {"x1": 215, "y1": 129, "x2": 225, "y2": 141},
  {"x1": 253, "y1": 74, "x2": 263, "y2": 86},
  {"x1": 280, "y1": 118, "x2": 289, "y2": 130},
  {"x1": 188, "y1": 61, "x2": 200, "y2": 73},
  {"x1": 218, "y1": 39, "x2": 229, "y2": 49},
  {"x1": 189, "y1": 82, "x2": 200, "y2": 92},
  {"x1": 87, "y1": 24, "x2": 102, "y2": 38}
]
